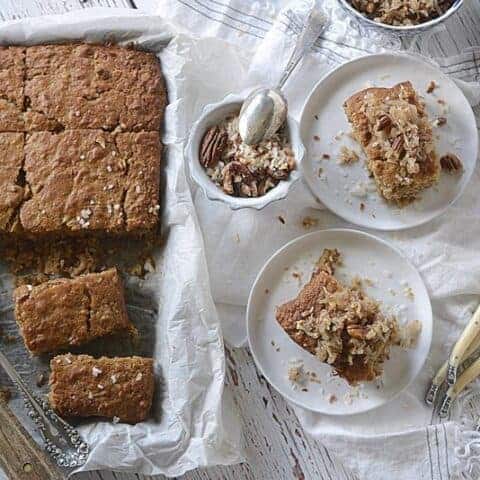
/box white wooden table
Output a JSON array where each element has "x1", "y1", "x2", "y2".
[{"x1": 0, "y1": 1, "x2": 479, "y2": 480}]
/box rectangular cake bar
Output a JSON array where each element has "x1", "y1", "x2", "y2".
[
  {"x1": 49, "y1": 354, "x2": 154, "y2": 424},
  {"x1": 14, "y1": 268, "x2": 135, "y2": 354}
]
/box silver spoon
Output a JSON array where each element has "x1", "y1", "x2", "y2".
[
  {"x1": 238, "y1": 10, "x2": 327, "y2": 145},
  {"x1": 0, "y1": 350, "x2": 90, "y2": 469}
]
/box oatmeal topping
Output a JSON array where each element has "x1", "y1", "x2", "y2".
[
  {"x1": 338, "y1": 146, "x2": 360, "y2": 165},
  {"x1": 201, "y1": 114, "x2": 295, "y2": 198},
  {"x1": 360, "y1": 86, "x2": 434, "y2": 178}
]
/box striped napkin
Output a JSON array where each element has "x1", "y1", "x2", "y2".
[{"x1": 152, "y1": 0, "x2": 480, "y2": 478}]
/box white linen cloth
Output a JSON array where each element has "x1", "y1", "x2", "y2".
[
  {"x1": 151, "y1": 0, "x2": 480, "y2": 478},
  {"x1": 0, "y1": 9, "x2": 242, "y2": 477}
]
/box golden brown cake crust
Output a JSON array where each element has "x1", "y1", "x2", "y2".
[
  {"x1": 19, "y1": 130, "x2": 161, "y2": 235},
  {"x1": 14, "y1": 268, "x2": 135, "y2": 354},
  {"x1": 344, "y1": 81, "x2": 439, "y2": 204},
  {"x1": 0, "y1": 46, "x2": 25, "y2": 131},
  {"x1": 0, "y1": 43, "x2": 165, "y2": 237},
  {"x1": 49, "y1": 354, "x2": 154, "y2": 423}
]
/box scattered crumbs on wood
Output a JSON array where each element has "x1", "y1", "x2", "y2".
[
  {"x1": 314, "y1": 114, "x2": 319, "y2": 120},
  {"x1": 301, "y1": 216, "x2": 318, "y2": 229},
  {"x1": 426, "y1": 80, "x2": 437, "y2": 94},
  {"x1": 278, "y1": 215, "x2": 286, "y2": 224},
  {"x1": 313, "y1": 135, "x2": 320, "y2": 141}
]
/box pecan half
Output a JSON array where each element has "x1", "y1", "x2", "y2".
[
  {"x1": 377, "y1": 114, "x2": 392, "y2": 131},
  {"x1": 200, "y1": 126, "x2": 228, "y2": 168},
  {"x1": 440, "y1": 153, "x2": 463, "y2": 173},
  {"x1": 222, "y1": 161, "x2": 258, "y2": 197}
]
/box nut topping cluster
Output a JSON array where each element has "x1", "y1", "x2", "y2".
[
  {"x1": 349, "y1": 0, "x2": 454, "y2": 26},
  {"x1": 200, "y1": 114, "x2": 295, "y2": 198}
]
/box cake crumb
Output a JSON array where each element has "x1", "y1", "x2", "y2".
[
  {"x1": 328, "y1": 394, "x2": 337, "y2": 404},
  {"x1": 427, "y1": 80, "x2": 437, "y2": 94},
  {"x1": 301, "y1": 216, "x2": 318, "y2": 229}
]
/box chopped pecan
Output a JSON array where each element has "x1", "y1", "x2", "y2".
[
  {"x1": 200, "y1": 126, "x2": 228, "y2": 168},
  {"x1": 222, "y1": 162, "x2": 258, "y2": 197},
  {"x1": 440, "y1": 153, "x2": 463, "y2": 173},
  {"x1": 391, "y1": 135, "x2": 404, "y2": 155},
  {"x1": 426, "y1": 81, "x2": 437, "y2": 94},
  {"x1": 346, "y1": 324, "x2": 368, "y2": 340},
  {"x1": 377, "y1": 114, "x2": 392, "y2": 131},
  {"x1": 433, "y1": 116, "x2": 447, "y2": 127}
]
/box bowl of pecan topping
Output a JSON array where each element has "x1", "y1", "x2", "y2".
[
  {"x1": 187, "y1": 92, "x2": 304, "y2": 210},
  {"x1": 339, "y1": 0, "x2": 463, "y2": 32}
]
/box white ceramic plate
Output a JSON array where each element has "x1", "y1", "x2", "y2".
[
  {"x1": 247, "y1": 229, "x2": 432, "y2": 415},
  {"x1": 300, "y1": 53, "x2": 478, "y2": 231}
]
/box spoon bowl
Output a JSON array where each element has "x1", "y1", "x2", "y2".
[{"x1": 238, "y1": 88, "x2": 287, "y2": 145}]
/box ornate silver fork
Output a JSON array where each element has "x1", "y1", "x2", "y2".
[{"x1": 0, "y1": 350, "x2": 90, "y2": 468}]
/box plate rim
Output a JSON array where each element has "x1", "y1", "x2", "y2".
[
  {"x1": 246, "y1": 227, "x2": 433, "y2": 415},
  {"x1": 299, "y1": 51, "x2": 479, "y2": 231}
]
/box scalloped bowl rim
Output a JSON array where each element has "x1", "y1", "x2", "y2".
[{"x1": 186, "y1": 91, "x2": 305, "y2": 211}]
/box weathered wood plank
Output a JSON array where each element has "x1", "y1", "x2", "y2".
[
  {"x1": 0, "y1": 0, "x2": 133, "y2": 21},
  {"x1": 0, "y1": 394, "x2": 64, "y2": 480}
]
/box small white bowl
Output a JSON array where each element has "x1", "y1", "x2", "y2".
[
  {"x1": 186, "y1": 92, "x2": 305, "y2": 210},
  {"x1": 338, "y1": 0, "x2": 464, "y2": 35}
]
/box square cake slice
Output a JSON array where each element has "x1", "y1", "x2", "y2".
[
  {"x1": 25, "y1": 43, "x2": 166, "y2": 132},
  {"x1": 49, "y1": 354, "x2": 154, "y2": 423},
  {"x1": 276, "y1": 249, "x2": 400, "y2": 384},
  {"x1": 16, "y1": 130, "x2": 160, "y2": 235},
  {"x1": 343, "y1": 81, "x2": 439, "y2": 203},
  {"x1": 14, "y1": 268, "x2": 135, "y2": 354}
]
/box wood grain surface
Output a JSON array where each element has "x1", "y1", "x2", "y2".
[
  {"x1": 0, "y1": 1, "x2": 479, "y2": 480},
  {"x1": 0, "y1": 395, "x2": 64, "y2": 480}
]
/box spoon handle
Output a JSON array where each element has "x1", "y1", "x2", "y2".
[
  {"x1": 277, "y1": 9, "x2": 328, "y2": 90},
  {"x1": 0, "y1": 350, "x2": 90, "y2": 468}
]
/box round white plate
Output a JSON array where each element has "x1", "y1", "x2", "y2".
[
  {"x1": 247, "y1": 229, "x2": 432, "y2": 415},
  {"x1": 300, "y1": 53, "x2": 478, "y2": 231}
]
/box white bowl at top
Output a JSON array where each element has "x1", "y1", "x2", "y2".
[{"x1": 186, "y1": 92, "x2": 305, "y2": 210}]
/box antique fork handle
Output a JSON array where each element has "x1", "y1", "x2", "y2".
[{"x1": 0, "y1": 351, "x2": 90, "y2": 468}]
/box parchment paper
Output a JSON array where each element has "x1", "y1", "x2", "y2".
[{"x1": 0, "y1": 8, "x2": 242, "y2": 477}]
